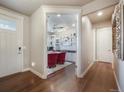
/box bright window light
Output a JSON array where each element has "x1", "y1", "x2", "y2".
[
  {"x1": 72, "y1": 24, "x2": 76, "y2": 27},
  {"x1": 57, "y1": 14, "x2": 61, "y2": 17},
  {"x1": 0, "y1": 19, "x2": 16, "y2": 31}
]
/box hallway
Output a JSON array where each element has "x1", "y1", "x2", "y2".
[
  {"x1": 0, "y1": 62, "x2": 118, "y2": 92},
  {"x1": 82, "y1": 62, "x2": 118, "y2": 92}
]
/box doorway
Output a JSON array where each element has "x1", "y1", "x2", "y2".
[
  {"x1": 0, "y1": 13, "x2": 23, "y2": 77},
  {"x1": 46, "y1": 13, "x2": 78, "y2": 76},
  {"x1": 86, "y1": 5, "x2": 115, "y2": 63},
  {"x1": 96, "y1": 27, "x2": 113, "y2": 63}
]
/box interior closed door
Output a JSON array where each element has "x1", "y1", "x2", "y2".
[
  {"x1": 96, "y1": 27, "x2": 113, "y2": 63},
  {"x1": 0, "y1": 14, "x2": 22, "y2": 77}
]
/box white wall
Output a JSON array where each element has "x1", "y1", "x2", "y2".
[
  {"x1": 23, "y1": 16, "x2": 30, "y2": 69},
  {"x1": 93, "y1": 20, "x2": 112, "y2": 29},
  {"x1": 30, "y1": 6, "x2": 45, "y2": 76},
  {"x1": 0, "y1": 7, "x2": 30, "y2": 69},
  {"x1": 113, "y1": 55, "x2": 124, "y2": 91},
  {"x1": 80, "y1": 16, "x2": 94, "y2": 76}
]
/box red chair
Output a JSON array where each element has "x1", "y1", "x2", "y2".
[
  {"x1": 57, "y1": 52, "x2": 66, "y2": 64},
  {"x1": 48, "y1": 53, "x2": 58, "y2": 68}
]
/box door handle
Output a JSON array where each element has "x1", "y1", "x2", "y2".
[
  {"x1": 19, "y1": 47, "x2": 21, "y2": 51},
  {"x1": 18, "y1": 47, "x2": 22, "y2": 54}
]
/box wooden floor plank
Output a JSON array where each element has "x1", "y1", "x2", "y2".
[{"x1": 0, "y1": 62, "x2": 118, "y2": 92}]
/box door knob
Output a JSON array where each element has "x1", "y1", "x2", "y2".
[
  {"x1": 18, "y1": 47, "x2": 22, "y2": 54},
  {"x1": 19, "y1": 47, "x2": 21, "y2": 51}
]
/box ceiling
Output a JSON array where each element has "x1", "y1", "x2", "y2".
[
  {"x1": 47, "y1": 14, "x2": 77, "y2": 32},
  {"x1": 88, "y1": 6, "x2": 115, "y2": 24},
  {"x1": 0, "y1": 0, "x2": 94, "y2": 15}
]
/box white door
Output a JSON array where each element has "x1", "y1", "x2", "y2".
[
  {"x1": 0, "y1": 14, "x2": 22, "y2": 77},
  {"x1": 96, "y1": 27, "x2": 113, "y2": 63}
]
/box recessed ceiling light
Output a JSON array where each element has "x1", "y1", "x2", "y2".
[
  {"x1": 97, "y1": 11, "x2": 103, "y2": 16},
  {"x1": 57, "y1": 14, "x2": 61, "y2": 17},
  {"x1": 72, "y1": 24, "x2": 76, "y2": 27}
]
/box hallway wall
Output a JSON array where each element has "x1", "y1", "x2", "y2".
[
  {"x1": 80, "y1": 16, "x2": 94, "y2": 76},
  {"x1": 113, "y1": 55, "x2": 124, "y2": 91},
  {"x1": 30, "y1": 6, "x2": 45, "y2": 77}
]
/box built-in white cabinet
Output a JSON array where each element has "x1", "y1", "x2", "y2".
[{"x1": 65, "y1": 52, "x2": 76, "y2": 63}]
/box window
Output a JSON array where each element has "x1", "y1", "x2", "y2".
[{"x1": 0, "y1": 18, "x2": 16, "y2": 31}]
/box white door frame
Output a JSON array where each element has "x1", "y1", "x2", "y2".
[
  {"x1": 95, "y1": 27, "x2": 113, "y2": 63},
  {"x1": 42, "y1": 6, "x2": 82, "y2": 79},
  {"x1": 0, "y1": 8, "x2": 24, "y2": 72}
]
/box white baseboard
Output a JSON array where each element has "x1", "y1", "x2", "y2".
[
  {"x1": 30, "y1": 68, "x2": 47, "y2": 79},
  {"x1": 22, "y1": 68, "x2": 30, "y2": 72},
  {"x1": 78, "y1": 62, "x2": 95, "y2": 78},
  {"x1": 96, "y1": 60, "x2": 112, "y2": 63},
  {"x1": 22, "y1": 68, "x2": 47, "y2": 79},
  {"x1": 113, "y1": 71, "x2": 121, "y2": 92}
]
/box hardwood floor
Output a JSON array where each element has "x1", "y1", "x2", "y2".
[{"x1": 0, "y1": 62, "x2": 118, "y2": 92}]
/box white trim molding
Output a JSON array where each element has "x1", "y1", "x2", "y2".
[
  {"x1": 30, "y1": 68, "x2": 46, "y2": 79},
  {"x1": 113, "y1": 71, "x2": 122, "y2": 92},
  {"x1": 78, "y1": 62, "x2": 95, "y2": 78},
  {"x1": 22, "y1": 68, "x2": 47, "y2": 79},
  {"x1": 22, "y1": 68, "x2": 30, "y2": 72},
  {"x1": 42, "y1": 6, "x2": 82, "y2": 79}
]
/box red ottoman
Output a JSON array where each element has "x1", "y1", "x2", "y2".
[
  {"x1": 48, "y1": 53, "x2": 58, "y2": 68},
  {"x1": 57, "y1": 52, "x2": 66, "y2": 64}
]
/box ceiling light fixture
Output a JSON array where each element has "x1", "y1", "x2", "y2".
[
  {"x1": 72, "y1": 24, "x2": 76, "y2": 27},
  {"x1": 97, "y1": 11, "x2": 103, "y2": 16},
  {"x1": 57, "y1": 14, "x2": 61, "y2": 17}
]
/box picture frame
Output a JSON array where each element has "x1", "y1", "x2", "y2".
[{"x1": 112, "y1": 1, "x2": 124, "y2": 60}]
